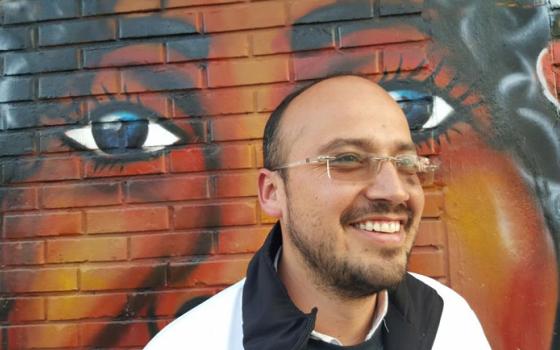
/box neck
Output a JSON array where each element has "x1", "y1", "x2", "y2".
[{"x1": 278, "y1": 239, "x2": 379, "y2": 346}]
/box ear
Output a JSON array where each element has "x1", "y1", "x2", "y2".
[{"x1": 258, "y1": 168, "x2": 284, "y2": 218}]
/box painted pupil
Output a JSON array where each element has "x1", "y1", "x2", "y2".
[
  {"x1": 392, "y1": 90, "x2": 433, "y2": 131},
  {"x1": 92, "y1": 112, "x2": 149, "y2": 153}
]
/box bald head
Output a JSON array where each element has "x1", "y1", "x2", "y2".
[{"x1": 262, "y1": 75, "x2": 411, "y2": 171}]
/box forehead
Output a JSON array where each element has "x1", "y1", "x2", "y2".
[{"x1": 281, "y1": 77, "x2": 414, "y2": 157}]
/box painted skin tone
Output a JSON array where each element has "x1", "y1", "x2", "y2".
[{"x1": 258, "y1": 76, "x2": 425, "y2": 346}]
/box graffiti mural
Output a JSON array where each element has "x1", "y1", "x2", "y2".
[{"x1": 0, "y1": 0, "x2": 557, "y2": 349}]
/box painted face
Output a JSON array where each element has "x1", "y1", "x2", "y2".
[{"x1": 278, "y1": 76, "x2": 425, "y2": 297}]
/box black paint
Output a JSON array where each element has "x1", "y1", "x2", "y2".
[
  {"x1": 4, "y1": 48, "x2": 79, "y2": 76},
  {"x1": 294, "y1": 0, "x2": 373, "y2": 25},
  {"x1": 0, "y1": 132, "x2": 34, "y2": 157},
  {"x1": 291, "y1": 25, "x2": 335, "y2": 52},
  {"x1": 1, "y1": 0, "x2": 79, "y2": 24},
  {"x1": 0, "y1": 77, "x2": 33, "y2": 103},
  {"x1": 379, "y1": 0, "x2": 423, "y2": 16},
  {"x1": 167, "y1": 37, "x2": 212, "y2": 62},
  {"x1": 119, "y1": 14, "x2": 198, "y2": 39},
  {"x1": 0, "y1": 27, "x2": 31, "y2": 51},
  {"x1": 1, "y1": 101, "x2": 82, "y2": 130},
  {"x1": 38, "y1": 18, "x2": 116, "y2": 46},
  {"x1": 38, "y1": 71, "x2": 101, "y2": 99}
]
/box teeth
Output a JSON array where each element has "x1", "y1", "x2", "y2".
[{"x1": 355, "y1": 220, "x2": 401, "y2": 233}]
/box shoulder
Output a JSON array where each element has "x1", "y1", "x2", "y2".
[
  {"x1": 408, "y1": 273, "x2": 491, "y2": 350},
  {"x1": 144, "y1": 279, "x2": 245, "y2": 350}
]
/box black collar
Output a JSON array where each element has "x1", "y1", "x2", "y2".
[{"x1": 241, "y1": 223, "x2": 443, "y2": 350}]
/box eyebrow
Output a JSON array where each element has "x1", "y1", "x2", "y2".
[{"x1": 317, "y1": 138, "x2": 416, "y2": 154}]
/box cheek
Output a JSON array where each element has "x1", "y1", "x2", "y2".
[{"x1": 441, "y1": 128, "x2": 557, "y2": 350}]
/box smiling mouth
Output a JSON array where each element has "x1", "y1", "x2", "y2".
[{"x1": 351, "y1": 220, "x2": 403, "y2": 234}]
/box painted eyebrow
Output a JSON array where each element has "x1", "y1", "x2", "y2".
[{"x1": 317, "y1": 138, "x2": 416, "y2": 154}]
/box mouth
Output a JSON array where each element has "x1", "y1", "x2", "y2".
[
  {"x1": 348, "y1": 217, "x2": 408, "y2": 245},
  {"x1": 352, "y1": 220, "x2": 401, "y2": 234}
]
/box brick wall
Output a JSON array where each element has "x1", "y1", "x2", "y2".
[{"x1": 0, "y1": 0, "x2": 557, "y2": 349}]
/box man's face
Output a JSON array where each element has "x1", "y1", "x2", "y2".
[{"x1": 278, "y1": 76, "x2": 425, "y2": 298}]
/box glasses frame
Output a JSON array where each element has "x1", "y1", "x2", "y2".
[{"x1": 273, "y1": 154, "x2": 438, "y2": 181}]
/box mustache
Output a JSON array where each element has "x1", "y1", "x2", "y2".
[{"x1": 340, "y1": 200, "x2": 413, "y2": 226}]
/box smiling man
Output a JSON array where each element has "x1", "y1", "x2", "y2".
[{"x1": 144, "y1": 75, "x2": 490, "y2": 350}]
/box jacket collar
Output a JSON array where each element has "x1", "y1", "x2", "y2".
[
  {"x1": 242, "y1": 223, "x2": 316, "y2": 350},
  {"x1": 241, "y1": 223, "x2": 443, "y2": 350}
]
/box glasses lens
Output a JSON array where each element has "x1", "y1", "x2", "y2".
[
  {"x1": 326, "y1": 154, "x2": 435, "y2": 181},
  {"x1": 326, "y1": 153, "x2": 370, "y2": 181}
]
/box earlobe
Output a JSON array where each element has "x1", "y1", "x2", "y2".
[{"x1": 258, "y1": 169, "x2": 283, "y2": 218}]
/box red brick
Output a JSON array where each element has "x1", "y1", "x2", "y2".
[
  {"x1": 79, "y1": 321, "x2": 154, "y2": 348},
  {"x1": 1, "y1": 267, "x2": 78, "y2": 293},
  {"x1": 86, "y1": 207, "x2": 169, "y2": 234},
  {"x1": 128, "y1": 288, "x2": 217, "y2": 317},
  {"x1": 408, "y1": 248, "x2": 446, "y2": 278},
  {"x1": 165, "y1": 0, "x2": 241, "y2": 7},
  {"x1": 174, "y1": 201, "x2": 257, "y2": 229},
  {"x1": 204, "y1": 2, "x2": 286, "y2": 33},
  {"x1": 207, "y1": 56, "x2": 290, "y2": 88},
  {"x1": 39, "y1": 130, "x2": 73, "y2": 153},
  {"x1": 168, "y1": 257, "x2": 250, "y2": 287},
  {"x1": 1, "y1": 297, "x2": 45, "y2": 322},
  {"x1": 255, "y1": 143, "x2": 264, "y2": 168},
  {"x1": 0, "y1": 187, "x2": 37, "y2": 211},
  {"x1": 255, "y1": 84, "x2": 296, "y2": 112},
  {"x1": 4, "y1": 211, "x2": 83, "y2": 238},
  {"x1": 415, "y1": 219, "x2": 446, "y2": 247},
  {"x1": 46, "y1": 237, "x2": 127, "y2": 263},
  {"x1": 5, "y1": 324, "x2": 79, "y2": 349},
  {"x1": 213, "y1": 171, "x2": 258, "y2": 198},
  {"x1": 47, "y1": 294, "x2": 127, "y2": 321},
  {"x1": 252, "y1": 28, "x2": 291, "y2": 56},
  {"x1": 211, "y1": 114, "x2": 267, "y2": 141},
  {"x1": 217, "y1": 226, "x2": 270, "y2": 254},
  {"x1": 41, "y1": 182, "x2": 121, "y2": 208},
  {"x1": 121, "y1": 63, "x2": 203, "y2": 93},
  {"x1": 170, "y1": 143, "x2": 255, "y2": 173},
  {"x1": 131, "y1": 231, "x2": 213, "y2": 259},
  {"x1": 287, "y1": 0, "x2": 338, "y2": 21},
  {"x1": 552, "y1": 41, "x2": 560, "y2": 65},
  {"x1": 84, "y1": 156, "x2": 165, "y2": 178},
  {"x1": 9, "y1": 157, "x2": 81, "y2": 183},
  {"x1": 173, "y1": 87, "x2": 255, "y2": 117},
  {"x1": 383, "y1": 43, "x2": 428, "y2": 72},
  {"x1": 168, "y1": 32, "x2": 250, "y2": 62},
  {"x1": 423, "y1": 190, "x2": 444, "y2": 218},
  {"x1": 126, "y1": 175, "x2": 208, "y2": 203},
  {"x1": 80, "y1": 263, "x2": 166, "y2": 291},
  {"x1": 1, "y1": 241, "x2": 45, "y2": 266},
  {"x1": 294, "y1": 48, "x2": 380, "y2": 81}
]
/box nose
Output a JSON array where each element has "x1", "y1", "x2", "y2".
[{"x1": 363, "y1": 160, "x2": 410, "y2": 204}]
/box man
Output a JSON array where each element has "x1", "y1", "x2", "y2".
[{"x1": 144, "y1": 75, "x2": 490, "y2": 349}]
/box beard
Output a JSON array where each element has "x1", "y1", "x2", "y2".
[{"x1": 284, "y1": 195, "x2": 415, "y2": 299}]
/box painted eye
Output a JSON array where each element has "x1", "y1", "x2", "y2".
[
  {"x1": 64, "y1": 103, "x2": 181, "y2": 155},
  {"x1": 389, "y1": 90, "x2": 455, "y2": 131}
]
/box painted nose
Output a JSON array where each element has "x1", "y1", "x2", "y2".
[{"x1": 364, "y1": 160, "x2": 410, "y2": 204}]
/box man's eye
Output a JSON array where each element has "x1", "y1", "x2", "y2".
[
  {"x1": 64, "y1": 105, "x2": 181, "y2": 155},
  {"x1": 395, "y1": 155, "x2": 421, "y2": 173},
  {"x1": 331, "y1": 154, "x2": 364, "y2": 167}
]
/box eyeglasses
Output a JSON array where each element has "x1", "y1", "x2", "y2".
[{"x1": 273, "y1": 153, "x2": 438, "y2": 182}]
